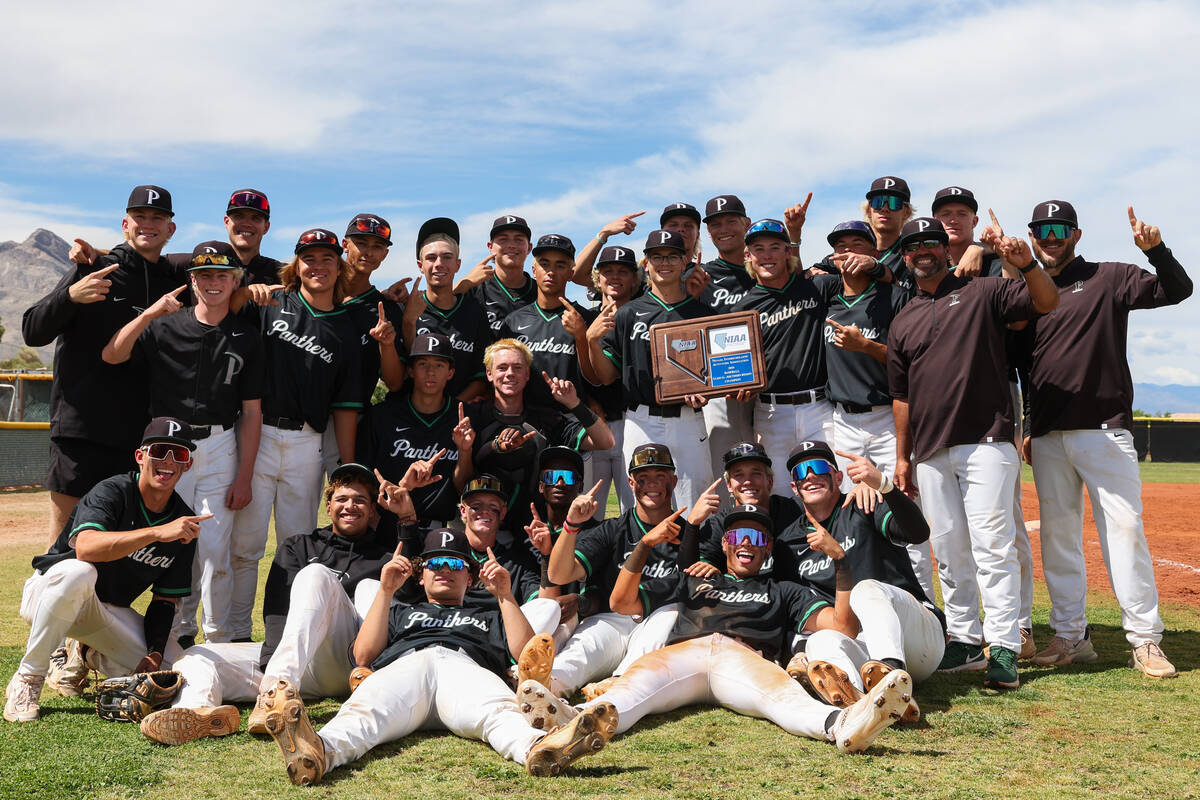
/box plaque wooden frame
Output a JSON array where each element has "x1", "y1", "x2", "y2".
[{"x1": 649, "y1": 310, "x2": 766, "y2": 404}]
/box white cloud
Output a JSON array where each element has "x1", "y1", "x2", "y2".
[
  {"x1": 1144, "y1": 366, "x2": 1200, "y2": 386},
  {"x1": 0, "y1": 184, "x2": 121, "y2": 251}
]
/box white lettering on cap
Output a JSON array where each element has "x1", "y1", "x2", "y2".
[
  {"x1": 368, "y1": 216, "x2": 380, "y2": 226},
  {"x1": 673, "y1": 203, "x2": 686, "y2": 210},
  {"x1": 505, "y1": 215, "x2": 516, "y2": 225},
  {"x1": 917, "y1": 219, "x2": 931, "y2": 233},
  {"x1": 715, "y1": 198, "x2": 728, "y2": 211},
  {"x1": 428, "y1": 336, "x2": 440, "y2": 347},
  {"x1": 801, "y1": 441, "x2": 815, "y2": 451},
  {"x1": 440, "y1": 530, "x2": 455, "y2": 548},
  {"x1": 615, "y1": 248, "x2": 626, "y2": 259},
  {"x1": 658, "y1": 232, "x2": 671, "y2": 245},
  {"x1": 950, "y1": 187, "x2": 963, "y2": 195},
  {"x1": 883, "y1": 178, "x2": 895, "y2": 190},
  {"x1": 146, "y1": 188, "x2": 160, "y2": 204},
  {"x1": 204, "y1": 246, "x2": 217, "y2": 254},
  {"x1": 1045, "y1": 203, "x2": 1060, "y2": 216},
  {"x1": 167, "y1": 420, "x2": 181, "y2": 437}
]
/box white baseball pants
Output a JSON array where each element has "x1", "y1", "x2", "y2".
[
  {"x1": 584, "y1": 418, "x2": 633, "y2": 518},
  {"x1": 624, "y1": 406, "x2": 712, "y2": 509},
  {"x1": 550, "y1": 612, "x2": 638, "y2": 693},
  {"x1": 1010, "y1": 381, "x2": 1034, "y2": 631},
  {"x1": 1032, "y1": 429, "x2": 1163, "y2": 646},
  {"x1": 804, "y1": 580, "x2": 945, "y2": 688},
  {"x1": 916, "y1": 442, "x2": 1022, "y2": 651},
  {"x1": 755, "y1": 397, "x2": 835, "y2": 496}
]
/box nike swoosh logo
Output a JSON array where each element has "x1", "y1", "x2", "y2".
[
  {"x1": 281, "y1": 310, "x2": 295, "y2": 315},
  {"x1": 231, "y1": 332, "x2": 245, "y2": 337},
  {"x1": 635, "y1": 311, "x2": 653, "y2": 317},
  {"x1": 395, "y1": 427, "x2": 410, "y2": 433},
  {"x1": 113, "y1": 296, "x2": 126, "y2": 302},
  {"x1": 517, "y1": 323, "x2": 534, "y2": 331}
]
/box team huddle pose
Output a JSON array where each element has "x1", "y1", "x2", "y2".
[{"x1": 4, "y1": 178, "x2": 1191, "y2": 785}]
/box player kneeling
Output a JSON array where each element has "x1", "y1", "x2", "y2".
[{"x1": 262, "y1": 528, "x2": 615, "y2": 785}]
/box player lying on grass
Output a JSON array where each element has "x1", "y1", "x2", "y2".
[
  {"x1": 519, "y1": 504, "x2": 913, "y2": 753},
  {"x1": 261, "y1": 527, "x2": 617, "y2": 785}
]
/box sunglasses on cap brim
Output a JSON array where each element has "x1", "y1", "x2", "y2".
[
  {"x1": 723, "y1": 528, "x2": 769, "y2": 547},
  {"x1": 189, "y1": 253, "x2": 232, "y2": 269},
  {"x1": 464, "y1": 476, "x2": 505, "y2": 497},
  {"x1": 630, "y1": 448, "x2": 673, "y2": 469},
  {"x1": 424, "y1": 556, "x2": 468, "y2": 572},
  {"x1": 791, "y1": 458, "x2": 834, "y2": 482},
  {"x1": 540, "y1": 469, "x2": 580, "y2": 486},
  {"x1": 747, "y1": 220, "x2": 787, "y2": 237},
  {"x1": 142, "y1": 442, "x2": 193, "y2": 465},
  {"x1": 354, "y1": 218, "x2": 392, "y2": 240},
  {"x1": 869, "y1": 195, "x2": 905, "y2": 211},
  {"x1": 297, "y1": 230, "x2": 341, "y2": 250},
  {"x1": 228, "y1": 191, "x2": 269, "y2": 213},
  {"x1": 903, "y1": 239, "x2": 945, "y2": 254},
  {"x1": 1029, "y1": 222, "x2": 1075, "y2": 240}
]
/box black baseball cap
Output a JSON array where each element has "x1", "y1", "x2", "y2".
[
  {"x1": 532, "y1": 233, "x2": 576, "y2": 259},
  {"x1": 723, "y1": 442, "x2": 771, "y2": 471},
  {"x1": 141, "y1": 417, "x2": 196, "y2": 451},
  {"x1": 538, "y1": 445, "x2": 585, "y2": 475},
  {"x1": 409, "y1": 332, "x2": 455, "y2": 362},
  {"x1": 723, "y1": 503, "x2": 773, "y2": 535},
  {"x1": 744, "y1": 218, "x2": 789, "y2": 245},
  {"x1": 704, "y1": 195, "x2": 747, "y2": 222},
  {"x1": 897, "y1": 217, "x2": 949, "y2": 250},
  {"x1": 490, "y1": 214, "x2": 532, "y2": 240},
  {"x1": 644, "y1": 229, "x2": 687, "y2": 254},
  {"x1": 660, "y1": 202, "x2": 701, "y2": 227},
  {"x1": 226, "y1": 188, "x2": 270, "y2": 219},
  {"x1": 866, "y1": 176, "x2": 911, "y2": 202},
  {"x1": 461, "y1": 473, "x2": 507, "y2": 502},
  {"x1": 597, "y1": 244, "x2": 638, "y2": 269},
  {"x1": 329, "y1": 462, "x2": 379, "y2": 495},
  {"x1": 294, "y1": 228, "x2": 343, "y2": 255},
  {"x1": 628, "y1": 443, "x2": 675, "y2": 473},
  {"x1": 421, "y1": 527, "x2": 472, "y2": 560},
  {"x1": 1030, "y1": 200, "x2": 1078, "y2": 226},
  {"x1": 931, "y1": 186, "x2": 978, "y2": 214},
  {"x1": 786, "y1": 440, "x2": 837, "y2": 473},
  {"x1": 416, "y1": 217, "x2": 460, "y2": 257},
  {"x1": 188, "y1": 241, "x2": 239, "y2": 271},
  {"x1": 826, "y1": 220, "x2": 876, "y2": 248},
  {"x1": 127, "y1": 185, "x2": 173, "y2": 217},
  {"x1": 345, "y1": 213, "x2": 393, "y2": 245}
]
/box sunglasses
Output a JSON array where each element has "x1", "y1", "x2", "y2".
[
  {"x1": 903, "y1": 239, "x2": 944, "y2": 254},
  {"x1": 791, "y1": 458, "x2": 834, "y2": 482},
  {"x1": 299, "y1": 229, "x2": 337, "y2": 246},
  {"x1": 424, "y1": 556, "x2": 468, "y2": 572},
  {"x1": 1029, "y1": 222, "x2": 1075, "y2": 241},
  {"x1": 869, "y1": 195, "x2": 905, "y2": 211},
  {"x1": 541, "y1": 469, "x2": 580, "y2": 486},
  {"x1": 464, "y1": 476, "x2": 504, "y2": 497},
  {"x1": 630, "y1": 448, "x2": 673, "y2": 469},
  {"x1": 747, "y1": 219, "x2": 786, "y2": 237},
  {"x1": 354, "y1": 217, "x2": 392, "y2": 240},
  {"x1": 724, "y1": 528, "x2": 770, "y2": 547},
  {"x1": 190, "y1": 253, "x2": 232, "y2": 268},
  {"x1": 143, "y1": 442, "x2": 192, "y2": 465},
  {"x1": 228, "y1": 191, "x2": 270, "y2": 214}
]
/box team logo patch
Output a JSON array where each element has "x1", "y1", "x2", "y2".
[
  {"x1": 948, "y1": 293, "x2": 961, "y2": 307},
  {"x1": 1072, "y1": 280, "x2": 1085, "y2": 293}
]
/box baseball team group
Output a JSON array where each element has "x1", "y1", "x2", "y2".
[{"x1": 3, "y1": 177, "x2": 1191, "y2": 785}]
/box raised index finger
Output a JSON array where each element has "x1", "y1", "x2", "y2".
[
  {"x1": 428, "y1": 448, "x2": 446, "y2": 465},
  {"x1": 1128, "y1": 205, "x2": 1138, "y2": 227},
  {"x1": 395, "y1": 539, "x2": 405, "y2": 557},
  {"x1": 628, "y1": 211, "x2": 646, "y2": 219},
  {"x1": 704, "y1": 478, "x2": 722, "y2": 495},
  {"x1": 169, "y1": 285, "x2": 187, "y2": 298},
  {"x1": 800, "y1": 191, "x2": 812, "y2": 213},
  {"x1": 988, "y1": 208, "x2": 1002, "y2": 229},
  {"x1": 486, "y1": 546, "x2": 498, "y2": 562},
  {"x1": 94, "y1": 262, "x2": 122, "y2": 277},
  {"x1": 669, "y1": 506, "x2": 688, "y2": 521},
  {"x1": 833, "y1": 449, "x2": 862, "y2": 461},
  {"x1": 377, "y1": 301, "x2": 386, "y2": 321},
  {"x1": 192, "y1": 513, "x2": 215, "y2": 522},
  {"x1": 586, "y1": 479, "x2": 605, "y2": 498}
]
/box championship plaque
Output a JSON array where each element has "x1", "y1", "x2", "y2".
[{"x1": 649, "y1": 311, "x2": 766, "y2": 404}]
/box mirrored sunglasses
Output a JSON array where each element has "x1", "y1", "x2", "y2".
[
  {"x1": 424, "y1": 556, "x2": 468, "y2": 572},
  {"x1": 791, "y1": 458, "x2": 834, "y2": 482},
  {"x1": 354, "y1": 218, "x2": 392, "y2": 240},
  {"x1": 869, "y1": 195, "x2": 905, "y2": 211},
  {"x1": 747, "y1": 219, "x2": 786, "y2": 237},
  {"x1": 540, "y1": 469, "x2": 580, "y2": 486},
  {"x1": 189, "y1": 253, "x2": 232, "y2": 268},
  {"x1": 1029, "y1": 222, "x2": 1074, "y2": 241},
  {"x1": 229, "y1": 191, "x2": 270, "y2": 213},
  {"x1": 630, "y1": 448, "x2": 672, "y2": 469},
  {"x1": 903, "y1": 238, "x2": 944, "y2": 254},
  {"x1": 724, "y1": 528, "x2": 769, "y2": 547},
  {"x1": 143, "y1": 442, "x2": 192, "y2": 465}
]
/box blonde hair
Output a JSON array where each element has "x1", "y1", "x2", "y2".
[
  {"x1": 860, "y1": 201, "x2": 917, "y2": 229},
  {"x1": 189, "y1": 266, "x2": 245, "y2": 285},
  {"x1": 483, "y1": 338, "x2": 533, "y2": 371},
  {"x1": 279, "y1": 252, "x2": 353, "y2": 304}
]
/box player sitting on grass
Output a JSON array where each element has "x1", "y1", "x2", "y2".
[{"x1": 260, "y1": 528, "x2": 617, "y2": 785}]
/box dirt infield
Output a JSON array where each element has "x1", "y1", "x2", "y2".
[{"x1": 1022, "y1": 481, "x2": 1200, "y2": 607}]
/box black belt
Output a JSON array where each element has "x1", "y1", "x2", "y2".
[
  {"x1": 189, "y1": 423, "x2": 233, "y2": 441},
  {"x1": 837, "y1": 401, "x2": 875, "y2": 414},
  {"x1": 629, "y1": 403, "x2": 682, "y2": 418},
  {"x1": 263, "y1": 415, "x2": 306, "y2": 431},
  {"x1": 759, "y1": 389, "x2": 825, "y2": 405}
]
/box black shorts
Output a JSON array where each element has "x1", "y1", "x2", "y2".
[{"x1": 46, "y1": 437, "x2": 133, "y2": 497}]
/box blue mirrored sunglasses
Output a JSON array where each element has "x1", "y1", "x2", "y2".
[
  {"x1": 1030, "y1": 222, "x2": 1074, "y2": 241},
  {"x1": 540, "y1": 469, "x2": 580, "y2": 486},
  {"x1": 747, "y1": 219, "x2": 786, "y2": 237},
  {"x1": 724, "y1": 528, "x2": 769, "y2": 547},
  {"x1": 424, "y1": 556, "x2": 468, "y2": 572},
  {"x1": 791, "y1": 458, "x2": 834, "y2": 482},
  {"x1": 869, "y1": 195, "x2": 904, "y2": 211}
]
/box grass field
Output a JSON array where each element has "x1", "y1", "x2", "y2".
[{"x1": 1, "y1": 475, "x2": 1198, "y2": 800}]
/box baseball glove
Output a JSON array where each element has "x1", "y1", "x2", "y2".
[{"x1": 95, "y1": 671, "x2": 183, "y2": 722}]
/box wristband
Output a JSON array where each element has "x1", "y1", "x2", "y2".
[
  {"x1": 562, "y1": 521, "x2": 581, "y2": 536},
  {"x1": 866, "y1": 259, "x2": 885, "y2": 279},
  {"x1": 789, "y1": 239, "x2": 802, "y2": 247},
  {"x1": 1019, "y1": 261, "x2": 1038, "y2": 274},
  {"x1": 877, "y1": 474, "x2": 894, "y2": 494},
  {"x1": 569, "y1": 401, "x2": 599, "y2": 428}
]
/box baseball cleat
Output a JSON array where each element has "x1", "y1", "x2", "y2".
[
  {"x1": 937, "y1": 640, "x2": 987, "y2": 672},
  {"x1": 785, "y1": 652, "x2": 812, "y2": 689},
  {"x1": 859, "y1": 660, "x2": 919, "y2": 723},
  {"x1": 348, "y1": 666, "x2": 374, "y2": 692},
  {"x1": 525, "y1": 701, "x2": 618, "y2": 777},
  {"x1": 830, "y1": 669, "x2": 911, "y2": 753},
  {"x1": 1130, "y1": 642, "x2": 1177, "y2": 679},
  {"x1": 518, "y1": 679, "x2": 579, "y2": 730},
  {"x1": 4, "y1": 672, "x2": 44, "y2": 723},
  {"x1": 808, "y1": 661, "x2": 864, "y2": 708},
  {"x1": 247, "y1": 692, "x2": 270, "y2": 735},
  {"x1": 1030, "y1": 629, "x2": 1098, "y2": 666},
  {"x1": 1019, "y1": 628, "x2": 1037, "y2": 661},
  {"x1": 517, "y1": 634, "x2": 556, "y2": 688},
  {"x1": 581, "y1": 677, "x2": 617, "y2": 701},
  {"x1": 984, "y1": 646, "x2": 1020, "y2": 690},
  {"x1": 140, "y1": 705, "x2": 240, "y2": 745},
  {"x1": 262, "y1": 680, "x2": 326, "y2": 786},
  {"x1": 46, "y1": 639, "x2": 95, "y2": 698}
]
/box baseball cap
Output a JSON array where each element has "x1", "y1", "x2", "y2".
[
  {"x1": 723, "y1": 504, "x2": 773, "y2": 535},
  {"x1": 745, "y1": 219, "x2": 789, "y2": 245},
  {"x1": 897, "y1": 217, "x2": 949, "y2": 250},
  {"x1": 328, "y1": 462, "x2": 379, "y2": 495},
  {"x1": 722, "y1": 442, "x2": 771, "y2": 471},
  {"x1": 141, "y1": 417, "x2": 196, "y2": 451},
  {"x1": 532, "y1": 233, "x2": 576, "y2": 259},
  {"x1": 704, "y1": 195, "x2": 747, "y2": 222},
  {"x1": 786, "y1": 440, "x2": 837, "y2": 473},
  {"x1": 490, "y1": 214, "x2": 532, "y2": 240},
  {"x1": 596, "y1": 244, "x2": 638, "y2": 269},
  {"x1": 660, "y1": 202, "x2": 701, "y2": 227},
  {"x1": 345, "y1": 213, "x2": 393, "y2": 245},
  {"x1": 409, "y1": 332, "x2": 455, "y2": 362},
  {"x1": 226, "y1": 188, "x2": 270, "y2": 219},
  {"x1": 1029, "y1": 200, "x2": 1078, "y2": 226},
  {"x1": 628, "y1": 443, "x2": 675, "y2": 473},
  {"x1": 538, "y1": 445, "x2": 585, "y2": 475},
  {"x1": 931, "y1": 186, "x2": 978, "y2": 214},
  {"x1": 416, "y1": 217, "x2": 460, "y2": 257},
  {"x1": 420, "y1": 527, "x2": 472, "y2": 560},
  {"x1": 826, "y1": 220, "x2": 876, "y2": 248},
  {"x1": 294, "y1": 228, "x2": 343, "y2": 256},
  {"x1": 644, "y1": 229, "x2": 687, "y2": 254},
  {"x1": 865, "y1": 176, "x2": 911, "y2": 202},
  {"x1": 188, "y1": 241, "x2": 239, "y2": 271},
  {"x1": 127, "y1": 185, "x2": 173, "y2": 217},
  {"x1": 461, "y1": 473, "x2": 507, "y2": 502}
]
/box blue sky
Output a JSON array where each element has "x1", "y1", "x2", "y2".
[{"x1": 2, "y1": 0, "x2": 1198, "y2": 382}]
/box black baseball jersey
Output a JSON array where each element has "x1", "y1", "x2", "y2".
[
  {"x1": 500, "y1": 300, "x2": 595, "y2": 407},
  {"x1": 245, "y1": 290, "x2": 363, "y2": 432},
  {"x1": 600, "y1": 292, "x2": 715, "y2": 408},
  {"x1": 372, "y1": 601, "x2": 511, "y2": 676},
  {"x1": 359, "y1": 392, "x2": 462, "y2": 522},
  {"x1": 573, "y1": 508, "x2": 681, "y2": 614},
  {"x1": 519, "y1": 518, "x2": 597, "y2": 589},
  {"x1": 132, "y1": 307, "x2": 265, "y2": 426},
  {"x1": 22, "y1": 243, "x2": 185, "y2": 448},
  {"x1": 412, "y1": 292, "x2": 492, "y2": 397},
  {"x1": 878, "y1": 241, "x2": 913, "y2": 296},
  {"x1": 32, "y1": 472, "x2": 196, "y2": 607},
  {"x1": 638, "y1": 572, "x2": 829, "y2": 663},
  {"x1": 737, "y1": 274, "x2": 828, "y2": 392},
  {"x1": 818, "y1": 277, "x2": 909, "y2": 408},
  {"x1": 950, "y1": 248, "x2": 1004, "y2": 278},
  {"x1": 338, "y1": 287, "x2": 405, "y2": 406},
  {"x1": 690, "y1": 258, "x2": 756, "y2": 312},
  {"x1": 470, "y1": 274, "x2": 537, "y2": 334},
  {"x1": 696, "y1": 494, "x2": 806, "y2": 577},
  {"x1": 466, "y1": 537, "x2": 544, "y2": 606}
]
